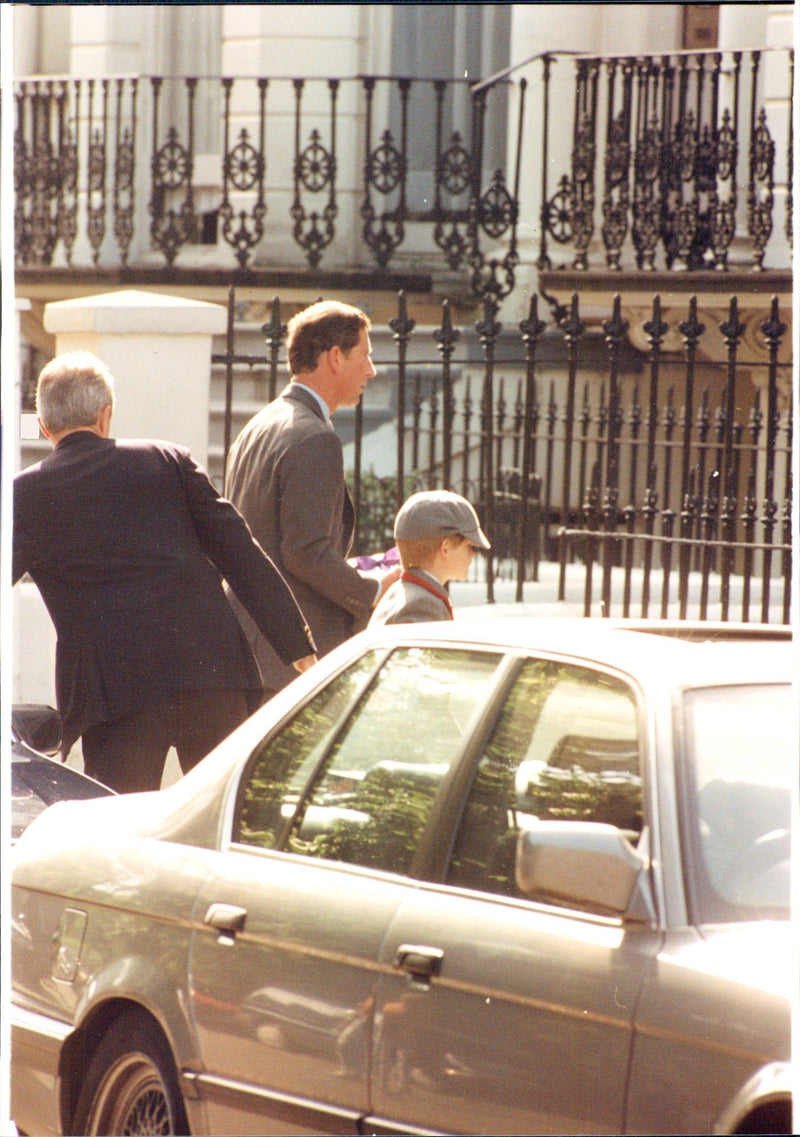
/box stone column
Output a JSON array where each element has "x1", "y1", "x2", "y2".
[
  {"x1": 13, "y1": 289, "x2": 227, "y2": 713},
  {"x1": 43, "y1": 289, "x2": 227, "y2": 465},
  {"x1": 14, "y1": 298, "x2": 35, "y2": 473},
  {"x1": 12, "y1": 297, "x2": 57, "y2": 707}
]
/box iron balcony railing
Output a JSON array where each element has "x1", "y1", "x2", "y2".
[{"x1": 15, "y1": 47, "x2": 793, "y2": 302}]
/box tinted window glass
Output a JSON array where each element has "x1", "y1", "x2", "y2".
[
  {"x1": 235, "y1": 652, "x2": 379, "y2": 849},
  {"x1": 684, "y1": 683, "x2": 791, "y2": 921},
  {"x1": 286, "y1": 647, "x2": 501, "y2": 875},
  {"x1": 447, "y1": 659, "x2": 642, "y2": 901}
]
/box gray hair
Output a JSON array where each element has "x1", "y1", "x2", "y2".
[{"x1": 36, "y1": 351, "x2": 115, "y2": 433}]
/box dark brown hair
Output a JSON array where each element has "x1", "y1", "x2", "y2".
[{"x1": 287, "y1": 300, "x2": 371, "y2": 375}]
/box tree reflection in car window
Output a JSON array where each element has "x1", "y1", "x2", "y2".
[
  {"x1": 286, "y1": 648, "x2": 501, "y2": 875},
  {"x1": 235, "y1": 652, "x2": 380, "y2": 849},
  {"x1": 447, "y1": 660, "x2": 642, "y2": 903}
]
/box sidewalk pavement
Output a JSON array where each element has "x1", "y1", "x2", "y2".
[{"x1": 449, "y1": 558, "x2": 792, "y2": 625}]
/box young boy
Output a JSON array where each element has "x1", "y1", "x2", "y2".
[{"x1": 369, "y1": 490, "x2": 490, "y2": 625}]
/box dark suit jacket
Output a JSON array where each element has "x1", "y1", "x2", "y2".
[
  {"x1": 225, "y1": 383, "x2": 376, "y2": 692},
  {"x1": 13, "y1": 432, "x2": 315, "y2": 753}
]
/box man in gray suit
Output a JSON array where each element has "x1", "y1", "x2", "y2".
[{"x1": 225, "y1": 300, "x2": 400, "y2": 698}]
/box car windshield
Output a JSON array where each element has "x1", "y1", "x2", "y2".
[{"x1": 681, "y1": 683, "x2": 792, "y2": 924}]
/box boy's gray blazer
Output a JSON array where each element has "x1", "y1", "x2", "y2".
[
  {"x1": 225, "y1": 383, "x2": 377, "y2": 692},
  {"x1": 369, "y1": 571, "x2": 452, "y2": 626}
]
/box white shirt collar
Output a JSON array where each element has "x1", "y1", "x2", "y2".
[{"x1": 292, "y1": 382, "x2": 331, "y2": 424}]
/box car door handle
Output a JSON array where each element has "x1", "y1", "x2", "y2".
[
  {"x1": 395, "y1": 944, "x2": 444, "y2": 982},
  {"x1": 203, "y1": 903, "x2": 247, "y2": 944}
]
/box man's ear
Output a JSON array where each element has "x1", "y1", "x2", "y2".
[
  {"x1": 37, "y1": 417, "x2": 53, "y2": 441},
  {"x1": 327, "y1": 344, "x2": 344, "y2": 373},
  {"x1": 98, "y1": 404, "x2": 113, "y2": 437}
]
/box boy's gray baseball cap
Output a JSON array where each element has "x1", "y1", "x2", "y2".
[{"x1": 394, "y1": 490, "x2": 490, "y2": 548}]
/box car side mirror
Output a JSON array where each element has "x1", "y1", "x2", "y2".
[{"x1": 515, "y1": 820, "x2": 655, "y2": 923}]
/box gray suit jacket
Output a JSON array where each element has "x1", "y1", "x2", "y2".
[
  {"x1": 225, "y1": 383, "x2": 377, "y2": 692},
  {"x1": 369, "y1": 569, "x2": 453, "y2": 625}
]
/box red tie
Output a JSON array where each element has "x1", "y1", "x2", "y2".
[{"x1": 400, "y1": 571, "x2": 454, "y2": 619}]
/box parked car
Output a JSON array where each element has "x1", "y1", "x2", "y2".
[
  {"x1": 10, "y1": 620, "x2": 793, "y2": 1136},
  {"x1": 11, "y1": 705, "x2": 113, "y2": 841}
]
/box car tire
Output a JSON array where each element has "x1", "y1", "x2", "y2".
[{"x1": 70, "y1": 1010, "x2": 189, "y2": 1135}]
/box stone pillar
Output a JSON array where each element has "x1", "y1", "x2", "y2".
[
  {"x1": 12, "y1": 297, "x2": 57, "y2": 707},
  {"x1": 43, "y1": 289, "x2": 227, "y2": 465},
  {"x1": 13, "y1": 289, "x2": 227, "y2": 714},
  {"x1": 14, "y1": 298, "x2": 35, "y2": 473},
  {"x1": 68, "y1": 4, "x2": 150, "y2": 74},
  {"x1": 718, "y1": 5, "x2": 769, "y2": 50}
]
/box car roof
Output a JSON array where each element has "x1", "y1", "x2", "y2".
[
  {"x1": 346, "y1": 617, "x2": 794, "y2": 690},
  {"x1": 14, "y1": 619, "x2": 790, "y2": 854}
]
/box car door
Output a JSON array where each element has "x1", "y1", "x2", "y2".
[
  {"x1": 367, "y1": 656, "x2": 662, "y2": 1135},
  {"x1": 187, "y1": 644, "x2": 505, "y2": 1135}
]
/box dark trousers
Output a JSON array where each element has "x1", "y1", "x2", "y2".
[{"x1": 81, "y1": 688, "x2": 250, "y2": 793}]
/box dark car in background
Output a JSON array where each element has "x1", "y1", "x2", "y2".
[
  {"x1": 11, "y1": 705, "x2": 113, "y2": 841},
  {"x1": 10, "y1": 621, "x2": 793, "y2": 1135}
]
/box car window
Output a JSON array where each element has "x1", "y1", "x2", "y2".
[
  {"x1": 447, "y1": 659, "x2": 642, "y2": 902},
  {"x1": 683, "y1": 683, "x2": 791, "y2": 921},
  {"x1": 235, "y1": 651, "x2": 380, "y2": 849},
  {"x1": 285, "y1": 647, "x2": 502, "y2": 875}
]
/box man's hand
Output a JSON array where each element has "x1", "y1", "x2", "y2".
[{"x1": 292, "y1": 653, "x2": 318, "y2": 673}]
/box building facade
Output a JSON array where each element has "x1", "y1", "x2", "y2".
[{"x1": 8, "y1": 4, "x2": 796, "y2": 709}]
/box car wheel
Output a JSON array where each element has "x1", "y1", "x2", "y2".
[{"x1": 71, "y1": 1011, "x2": 188, "y2": 1135}]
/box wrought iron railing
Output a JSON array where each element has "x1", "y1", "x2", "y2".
[
  {"x1": 15, "y1": 47, "x2": 793, "y2": 301},
  {"x1": 528, "y1": 47, "x2": 794, "y2": 274},
  {"x1": 212, "y1": 287, "x2": 792, "y2": 622}
]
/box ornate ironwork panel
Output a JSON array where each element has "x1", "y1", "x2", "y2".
[
  {"x1": 601, "y1": 60, "x2": 634, "y2": 268},
  {"x1": 86, "y1": 79, "x2": 110, "y2": 264},
  {"x1": 570, "y1": 60, "x2": 600, "y2": 269},
  {"x1": 55, "y1": 81, "x2": 79, "y2": 265},
  {"x1": 433, "y1": 80, "x2": 473, "y2": 270},
  {"x1": 15, "y1": 81, "x2": 61, "y2": 266},
  {"x1": 291, "y1": 79, "x2": 338, "y2": 268},
  {"x1": 632, "y1": 59, "x2": 662, "y2": 270},
  {"x1": 747, "y1": 57, "x2": 775, "y2": 270},
  {"x1": 360, "y1": 77, "x2": 408, "y2": 268},
  {"x1": 219, "y1": 78, "x2": 268, "y2": 268},
  {"x1": 113, "y1": 79, "x2": 137, "y2": 266},
  {"x1": 465, "y1": 78, "x2": 525, "y2": 304},
  {"x1": 149, "y1": 76, "x2": 197, "y2": 266}
]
